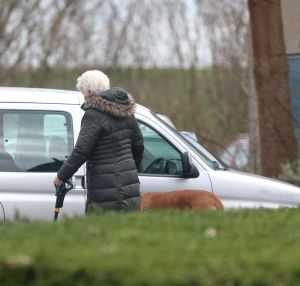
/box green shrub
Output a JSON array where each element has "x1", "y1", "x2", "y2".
[{"x1": 1, "y1": 208, "x2": 300, "y2": 285}]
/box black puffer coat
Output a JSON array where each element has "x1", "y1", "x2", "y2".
[{"x1": 57, "y1": 87, "x2": 144, "y2": 212}]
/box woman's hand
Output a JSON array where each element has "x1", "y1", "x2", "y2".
[{"x1": 53, "y1": 176, "x2": 64, "y2": 186}]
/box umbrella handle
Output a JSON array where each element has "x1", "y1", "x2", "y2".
[{"x1": 53, "y1": 180, "x2": 73, "y2": 222}]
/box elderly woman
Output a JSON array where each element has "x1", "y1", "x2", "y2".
[{"x1": 53, "y1": 70, "x2": 144, "y2": 212}]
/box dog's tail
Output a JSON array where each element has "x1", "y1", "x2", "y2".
[{"x1": 213, "y1": 195, "x2": 224, "y2": 210}]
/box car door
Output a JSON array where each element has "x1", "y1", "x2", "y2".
[
  {"x1": 0, "y1": 105, "x2": 86, "y2": 220},
  {"x1": 136, "y1": 117, "x2": 213, "y2": 193}
]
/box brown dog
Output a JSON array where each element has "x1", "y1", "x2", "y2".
[{"x1": 140, "y1": 190, "x2": 224, "y2": 212}]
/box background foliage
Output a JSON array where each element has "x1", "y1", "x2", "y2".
[{"x1": 0, "y1": 0, "x2": 250, "y2": 157}]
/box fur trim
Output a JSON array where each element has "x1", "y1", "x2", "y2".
[{"x1": 83, "y1": 93, "x2": 135, "y2": 118}]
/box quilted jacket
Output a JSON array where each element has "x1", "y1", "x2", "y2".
[{"x1": 57, "y1": 87, "x2": 144, "y2": 212}]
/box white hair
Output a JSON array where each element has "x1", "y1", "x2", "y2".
[{"x1": 76, "y1": 70, "x2": 110, "y2": 95}]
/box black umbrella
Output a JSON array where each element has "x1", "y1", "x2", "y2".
[{"x1": 54, "y1": 180, "x2": 73, "y2": 222}]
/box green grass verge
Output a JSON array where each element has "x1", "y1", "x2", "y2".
[{"x1": 1, "y1": 208, "x2": 300, "y2": 286}]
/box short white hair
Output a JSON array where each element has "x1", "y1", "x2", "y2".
[{"x1": 76, "y1": 70, "x2": 110, "y2": 94}]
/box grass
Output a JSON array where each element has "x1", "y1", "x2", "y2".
[{"x1": 1, "y1": 208, "x2": 300, "y2": 285}]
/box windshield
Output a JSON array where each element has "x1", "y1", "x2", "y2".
[{"x1": 152, "y1": 112, "x2": 229, "y2": 170}]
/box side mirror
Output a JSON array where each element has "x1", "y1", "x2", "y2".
[{"x1": 182, "y1": 152, "x2": 199, "y2": 178}]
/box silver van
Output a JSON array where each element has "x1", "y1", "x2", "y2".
[{"x1": 1, "y1": 87, "x2": 300, "y2": 220}]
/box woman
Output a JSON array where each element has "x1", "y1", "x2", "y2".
[{"x1": 53, "y1": 70, "x2": 144, "y2": 212}]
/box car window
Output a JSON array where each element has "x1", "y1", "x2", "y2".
[
  {"x1": 153, "y1": 112, "x2": 227, "y2": 170},
  {"x1": 138, "y1": 122, "x2": 183, "y2": 176},
  {"x1": 235, "y1": 143, "x2": 249, "y2": 170},
  {"x1": 220, "y1": 144, "x2": 236, "y2": 166},
  {"x1": 0, "y1": 110, "x2": 73, "y2": 172}
]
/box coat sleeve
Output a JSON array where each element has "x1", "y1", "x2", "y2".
[
  {"x1": 57, "y1": 110, "x2": 101, "y2": 181},
  {"x1": 131, "y1": 116, "x2": 144, "y2": 169}
]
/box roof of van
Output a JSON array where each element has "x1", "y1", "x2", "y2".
[
  {"x1": 0, "y1": 87, "x2": 149, "y2": 113},
  {"x1": 0, "y1": 87, "x2": 83, "y2": 105}
]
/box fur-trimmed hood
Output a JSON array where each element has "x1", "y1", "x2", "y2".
[{"x1": 82, "y1": 87, "x2": 135, "y2": 117}]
